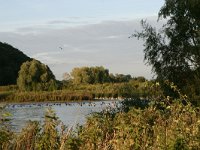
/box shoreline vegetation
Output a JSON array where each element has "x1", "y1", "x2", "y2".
[
  {"x1": 0, "y1": 85, "x2": 200, "y2": 149},
  {"x1": 0, "y1": 77, "x2": 151, "y2": 103},
  {"x1": 1, "y1": 0, "x2": 200, "y2": 148}
]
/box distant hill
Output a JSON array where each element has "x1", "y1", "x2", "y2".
[{"x1": 0, "y1": 42, "x2": 31, "y2": 85}]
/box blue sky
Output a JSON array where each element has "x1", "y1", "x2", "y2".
[
  {"x1": 0, "y1": 0, "x2": 165, "y2": 79},
  {"x1": 0, "y1": 0, "x2": 163, "y2": 30}
]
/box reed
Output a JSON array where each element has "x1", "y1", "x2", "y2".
[
  {"x1": 1, "y1": 83, "x2": 199, "y2": 149},
  {"x1": 0, "y1": 80, "x2": 152, "y2": 102},
  {"x1": 0, "y1": 90, "x2": 94, "y2": 102},
  {"x1": 0, "y1": 93, "x2": 200, "y2": 149}
]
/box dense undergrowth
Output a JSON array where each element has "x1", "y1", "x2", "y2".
[{"x1": 0, "y1": 83, "x2": 200, "y2": 149}]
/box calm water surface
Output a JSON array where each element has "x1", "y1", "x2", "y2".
[{"x1": 5, "y1": 100, "x2": 120, "y2": 131}]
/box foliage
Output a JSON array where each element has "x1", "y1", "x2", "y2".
[
  {"x1": 0, "y1": 78, "x2": 152, "y2": 102},
  {"x1": 0, "y1": 108, "x2": 81, "y2": 150},
  {"x1": 0, "y1": 42, "x2": 31, "y2": 86},
  {"x1": 71, "y1": 66, "x2": 110, "y2": 84},
  {"x1": 0, "y1": 85, "x2": 17, "y2": 92},
  {"x1": 62, "y1": 79, "x2": 151, "y2": 99},
  {"x1": 71, "y1": 66, "x2": 135, "y2": 84},
  {"x1": 0, "y1": 86, "x2": 200, "y2": 149},
  {"x1": 110, "y1": 73, "x2": 132, "y2": 83},
  {"x1": 0, "y1": 90, "x2": 94, "y2": 102},
  {"x1": 133, "y1": 0, "x2": 200, "y2": 99},
  {"x1": 17, "y1": 59, "x2": 58, "y2": 91},
  {"x1": 36, "y1": 109, "x2": 60, "y2": 150},
  {"x1": 0, "y1": 107, "x2": 13, "y2": 150},
  {"x1": 68, "y1": 83, "x2": 200, "y2": 149}
]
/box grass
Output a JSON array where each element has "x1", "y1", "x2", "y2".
[
  {"x1": 1, "y1": 82, "x2": 199, "y2": 149},
  {"x1": 0, "y1": 81, "x2": 153, "y2": 103},
  {"x1": 0, "y1": 90, "x2": 94, "y2": 102},
  {"x1": 0, "y1": 96, "x2": 200, "y2": 149}
]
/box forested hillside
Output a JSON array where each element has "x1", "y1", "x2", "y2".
[{"x1": 0, "y1": 42, "x2": 31, "y2": 85}]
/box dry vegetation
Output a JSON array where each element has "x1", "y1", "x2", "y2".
[{"x1": 0, "y1": 84, "x2": 200, "y2": 150}]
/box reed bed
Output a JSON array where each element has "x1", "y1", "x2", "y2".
[
  {"x1": 0, "y1": 90, "x2": 94, "y2": 102},
  {"x1": 0, "y1": 98, "x2": 200, "y2": 150}
]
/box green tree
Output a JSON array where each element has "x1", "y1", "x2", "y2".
[
  {"x1": 17, "y1": 59, "x2": 58, "y2": 91},
  {"x1": 91, "y1": 66, "x2": 110, "y2": 84},
  {"x1": 133, "y1": 0, "x2": 200, "y2": 97},
  {"x1": 71, "y1": 66, "x2": 110, "y2": 84},
  {"x1": 114, "y1": 74, "x2": 132, "y2": 83},
  {"x1": 135, "y1": 76, "x2": 146, "y2": 82},
  {"x1": 71, "y1": 67, "x2": 91, "y2": 84}
]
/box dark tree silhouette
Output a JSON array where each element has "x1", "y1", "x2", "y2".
[{"x1": 0, "y1": 42, "x2": 31, "y2": 85}]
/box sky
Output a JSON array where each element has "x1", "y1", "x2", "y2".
[{"x1": 0, "y1": 0, "x2": 165, "y2": 80}]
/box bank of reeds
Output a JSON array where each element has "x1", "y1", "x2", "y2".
[
  {"x1": 0, "y1": 85, "x2": 17, "y2": 92},
  {"x1": 63, "y1": 81, "x2": 153, "y2": 100},
  {"x1": 0, "y1": 96, "x2": 200, "y2": 150},
  {"x1": 0, "y1": 81, "x2": 153, "y2": 102},
  {"x1": 0, "y1": 90, "x2": 94, "y2": 102}
]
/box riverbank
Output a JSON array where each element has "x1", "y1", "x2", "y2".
[
  {"x1": 0, "y1": 81, "x2": 150, "y2": 103},
  {"x1": 0, "y1": 91, "x2": 127, "y2": 103},
  {"x1": 1, "y1": 97, "x2": 200, "y2": 149},
  {"x1": 0, "y1": 90, "x2": 94, "y2": 103}
]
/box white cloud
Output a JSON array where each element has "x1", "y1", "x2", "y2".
[{"x1": 0, "y1": 17, "x2": 165, "y2": 80}]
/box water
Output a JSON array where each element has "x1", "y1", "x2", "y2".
[{"x1": 4, "y1": 100, "x2": 120, "y2": 132}]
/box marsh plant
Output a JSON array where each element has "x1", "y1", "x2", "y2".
[{"x1": 0, "y1": 83, "x2": 200, "y2": 150}]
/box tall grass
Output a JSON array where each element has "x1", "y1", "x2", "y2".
[
  {"x1": 1, "y1": 98, "x2": 200, "y2": 149},
  {"x1": 0, "y1": 90, "x2": 94, "y2": 102},
  {"x1": 0, "y1": 85, "x2": 17, "y2": 92},
  {"x1": 0, "y1": 82, "x2": 199, "y2": 149},
  {"x1": 0, "y1": 80, "x2": 152, "y2": 102}
]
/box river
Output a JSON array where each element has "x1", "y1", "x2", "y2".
[{"x1": 4, "y1": 100, "x2": 120, "y2": 132}]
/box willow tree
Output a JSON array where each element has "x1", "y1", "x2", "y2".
[
  {"x1": 71, "y1": 66, "x2": 110, "y2": 84},
  {"x1": 17, "y1": 59, "x2": 58, "y2": 91},
  {"x1": 133, "y1": 0, "x2": 200, "y2": 98}
]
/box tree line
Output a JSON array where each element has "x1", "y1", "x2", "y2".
[
  {"x1": 15, "y1": 59, "x2": 146, "y2": 92},
  {"x1": 2, "y1": 0, "x2": 199, "y2": 103},
  {"x1": 69, "y1": 66, "x2": 139, "y2": 84}
]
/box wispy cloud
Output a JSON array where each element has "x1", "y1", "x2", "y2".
[
  {"x1": 104, "y1": 35, "x2": 120, "y2": 39},
  {"x1": 0, "y1": 17, "x2": 165, "y2": 79},
  {"x1": 47, "y1": 20, "x2": 90, "y2": 25}
]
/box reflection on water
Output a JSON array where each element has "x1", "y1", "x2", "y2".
[{"x1": 5, "y1": 100, "x2": 120, "y2": 132}]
